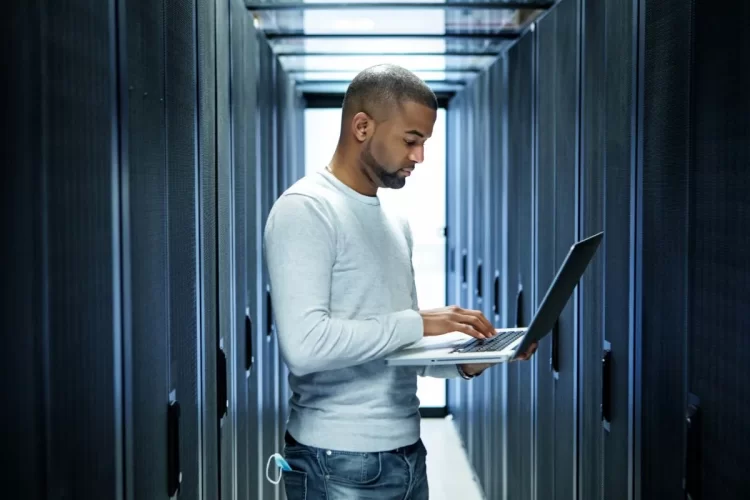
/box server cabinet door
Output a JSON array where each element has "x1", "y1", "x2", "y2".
[
  {"x1": 197, "y1": 0, "x2": 220, "y2": 495},
  {"x1": 446, "y1": 102, "x2": 459, "y2": 308},
  {"x1": 240, "y1": 5, "x2": 262, "y2": 497},
  {"x1": 466, "y1": 78, "x2": 481, "y2": 480},
  {"x1": 478, "y1": 68, "x2": 497, "y2": 499},
  {"x1": 228, "y1": 0, "x2": 259, "y2": 498},
  {"x1": 456, "y1": 93, "x2": 471, "y2": 444},
  {"x1": 121, "y1": 1, "x2": 171, "y2": 497},
  {"x1": 535, "y1": 4, "x2": 582, "y2": 500},
  {"x1": 3, "y1": 2, "x2": 122, "y2": 498},
  {"x1": 216, "y1": 0, "x2": 240, "y2": 496},
  {"x1": 638, "y1": 1, "x2": 693, "y2": 498},
  {"x1": 683, "y1": 3, "x2": 750, "y2": 498},
  {"x1": 490, "y1": 55, "x2": 510, "y2": 500},
  {"x1": 552, "y1": 4, "x2": 579, "y2": 500},
  {"x1": 259, "y1": 36, "x2": 282, "y2": 500},
  {"x1": 579, "y1": 0, "x2": 637, "y2": 498},
  {"x1": 445, "y1": 97, "x2": 463, "y2": 433},
  {"x1": 506, "y1": 32, "x2": 535, "y2": 500},
  {"x1": 165, "y1": 1, "x2": 204, "y2": 498},
  {"x1": 535, "y1": 13, "x2": 557, "y2": 500}
]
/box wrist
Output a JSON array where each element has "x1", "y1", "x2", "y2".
[{"x1": 458, "y1": 364, "x2": 479, "y2": 379}]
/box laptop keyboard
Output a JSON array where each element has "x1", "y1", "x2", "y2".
[{"x1": 452, "y1": 329, "x2": 526, "y2": 354}]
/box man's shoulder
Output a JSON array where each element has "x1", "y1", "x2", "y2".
[
  {"x1": 267, "y1": 172, "x2": 340, "y2": 229},
  {"x1": 278, "y1": 171, "x2": 336, "y2": 205}
]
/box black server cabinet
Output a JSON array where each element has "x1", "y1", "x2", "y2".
[
  {"x1": 249, "y1": 20, "x2": 266, "y2": 500},
  {"x1": 449, "y1": 92, "x2": 469, "y2": 444},
  {"x1": 234, "y1": 1, "x2": 262, "y2": 495},
  {"x1": 637, "y1": 1, "x2": 694, "y2": 498},
  {"x1": 121, "y1": 0, "x2": 171, "y2": 496},
  {"x1": 478, "y1": 68, "x2": 495, "y2": 499},
  {"x1": 685, "y1": 2, "x2": 750, "y2": 497},
  {"x1": 3, "y1": 2, "x2": 123, "y2": 498},
  {"x1": 197, "y1": 0, "x2": 220, "y2": 496},
  {"x1": 163, "y1": 1, "x2": 204, "y2": 499},
  {"x1": 258, "y1": 34, "x2": 281, "y2": 500},
  {"x1": 578, "y1": 0, "x2": 637, "y2": 498},
  {"x1": 216, "y1": 0, "x2": 239, "y2": 498},
  {"x1": 491, "y1": 54, "x2": 511, "y2": 500},
  {"x1": 465, "y1": 77, "x2": 479, "y2": 481},
  {"x1": 534, "y1": 2, "x2": 581, "y2": 500},
  {"x1": 636, "y1": 1, "x2": 750, "y2": 499},
  {"x1": 505, "y1": 31, "x2": 535, "y2": 500}
]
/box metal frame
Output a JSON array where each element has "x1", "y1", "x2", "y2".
[
  {"x1": 287, "y1": 68, "x2": 483, "y2": 75},
  {"x1": 246, "y1": 2, "x2": 556, "y2": 11},
  {"x1": 632, "y1": 0, "x2": 645, "y2": 499},
  {"x1": 274, "y1": 51, "x2": 503, "y2": 57},
  {"x1": 263, "y1": 33, "x2": 522, "y2": 40}
]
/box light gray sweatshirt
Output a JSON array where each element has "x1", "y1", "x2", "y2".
[{"x1": 263, "y1": 168, "x2": 460, "y2": 452}]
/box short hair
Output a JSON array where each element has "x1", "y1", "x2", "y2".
[{"x1": 341, "y1": 64, "x2": 438, "y2": 122}]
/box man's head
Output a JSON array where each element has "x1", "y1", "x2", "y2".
[{"x1": 339, "y1": 64, "x2": 438, "y2": 190}]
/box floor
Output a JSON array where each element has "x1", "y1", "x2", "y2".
[{"x1": 420, "y1": 416, "x2": 484, "y2": 500}]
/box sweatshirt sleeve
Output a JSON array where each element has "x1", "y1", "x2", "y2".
[
  {"x1": 401, "y1": 219, "x2": 462, "y2": 380},
  {"x1": 263, "y1": 194, "x2": 424, "y2": 377}
]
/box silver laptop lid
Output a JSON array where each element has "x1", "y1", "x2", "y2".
[{"x1": 514, "y1": 232, "x2": 603, "y2": 357}]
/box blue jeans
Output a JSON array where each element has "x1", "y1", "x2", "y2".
[{"x1": 282, "y1": 431, "x2": 429, "y2": 500}]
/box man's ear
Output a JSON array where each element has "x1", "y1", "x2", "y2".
[{"x1": 351, "y1": 112, "x2": 372, "y2": 143}]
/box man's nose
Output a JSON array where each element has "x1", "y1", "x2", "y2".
[{"x1": 409, "y1": 146, "x2": 424, "y2": 164}]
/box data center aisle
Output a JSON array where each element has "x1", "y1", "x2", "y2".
[{"x1": 421, "y1": 417, "x2": 484, "y2": 500}]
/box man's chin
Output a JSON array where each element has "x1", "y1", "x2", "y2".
[{"x1": 380, "y1": 176, "x2": 407, "y2": 189}]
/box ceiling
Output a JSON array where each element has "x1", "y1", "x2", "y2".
[{"x1": 245, "y1": 0, "x2": 555, "y2": 96}]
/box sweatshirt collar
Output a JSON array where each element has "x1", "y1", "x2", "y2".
[{"x1": 319, "y1": 167, "x2": 381, "y2": 206}]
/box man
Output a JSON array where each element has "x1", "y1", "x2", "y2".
[{"x1": 264, "y1": 64, "x2": 537, "y2": 499}]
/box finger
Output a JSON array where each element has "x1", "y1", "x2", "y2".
[
  {"x1": 452, "y1": 322, "x2": 486, "y2": 340},
  {"x1": 465, "y1": 309, "x2": 495, "y2": 336},
  {"x1": 454, "y1": 314, "x2": 488, "y2": 338}
]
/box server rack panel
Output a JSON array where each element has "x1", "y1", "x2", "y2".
[
  {"x1": 3, "y1": 1, "x2": 123, "y2": 498},
  {"x1": 579, "y1": 0, "x2": 637, "y2": 498},
  {"x1": 637, "y1": 0, "x2": 693, "y2": 498},
  {"x1": 165, "y1": 0, "x2": 202, "y2": 498},
  {"x1": 197, "y1": 0, "x2": 220, "y2": 496},
  {"x1": 688, "y1": 2, "x2": 750, "y2": 496},
  {"x1": 121, "y1": 0, "x2": 171, "y2": 496},
  {"x1": 534, "y1": 12, "x2": 557, "y2": 500},
  {"x1": 505, "y1": 31, "x2": 535, "y2": 500}
]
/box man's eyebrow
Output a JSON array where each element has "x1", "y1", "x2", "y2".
[{"x1": 405, "y1": 129, "x2": 425, "y2": 138}]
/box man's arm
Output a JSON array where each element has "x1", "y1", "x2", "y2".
[{"x1": 264, "y1": 194, "x2": 424, "y2": 377}]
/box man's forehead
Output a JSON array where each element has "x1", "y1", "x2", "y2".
[{"x1": 397, "y1": 101, "x2": 436, "y2": 137}]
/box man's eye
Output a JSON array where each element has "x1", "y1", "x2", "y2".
[{"x1": 405, "y1": 140, "x2": 416, "y2": 146}]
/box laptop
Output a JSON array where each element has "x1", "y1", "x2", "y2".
[{"x1": 384, "y1": 232, "x2": 603, "y2": 367}]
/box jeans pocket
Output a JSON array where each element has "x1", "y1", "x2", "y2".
[
  {"x1": 282, "y1": 470, "x2": 308, "y2": 500},
  {"x1": 322, "y1": 451, "x2": 382, "y2": 486}
]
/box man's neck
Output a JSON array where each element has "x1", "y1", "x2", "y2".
[{"x1": 327, "y1": 151, "x2": 378, "y2": 197}]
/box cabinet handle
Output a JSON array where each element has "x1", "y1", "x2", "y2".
[
  {"x1": 217, "y1": 348, "x2": 228, "y2": 420},
  {"x1": 245, "y1": 310, "x2": 254, "y2": 371},
  {"x1": 492, "y1": 273, "x2": 500, "y2": 316},
  {"x1": 476, "y1": 261, "x2": 483, "y2": 298},
  {"x1": 684, "y1": 393, "x2": 702, "y2": 500},
  {"x1": 167, "y1": 399, "x2": 182, "y2": 496},
  {"x1": 515, "y1": 286, "x2": 524, "y2": 328},
  {"x1": 551, "y1": 319, "x2": 560, "y2": 374},
  {"x1": 461, "y1": 250, "x2": 468, "y2": 285},
  {"x1": 601, "y1": 347, "x2": 612, "y2": 423},
  {"x1": 266, "y1": 286, "x2": 273, "y2": 337}
]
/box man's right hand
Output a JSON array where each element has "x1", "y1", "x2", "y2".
[{"x1": 419, "y1": 306, "x2": 496, "y2": 340}]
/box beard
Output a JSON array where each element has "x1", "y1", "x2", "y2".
[{"x1": 359, "y1": 140, "x2": 407, "y2": 190}]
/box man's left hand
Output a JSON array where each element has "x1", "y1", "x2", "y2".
[{"x1": 459, "y1": 342, "x2": 539, "y2": 377}]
